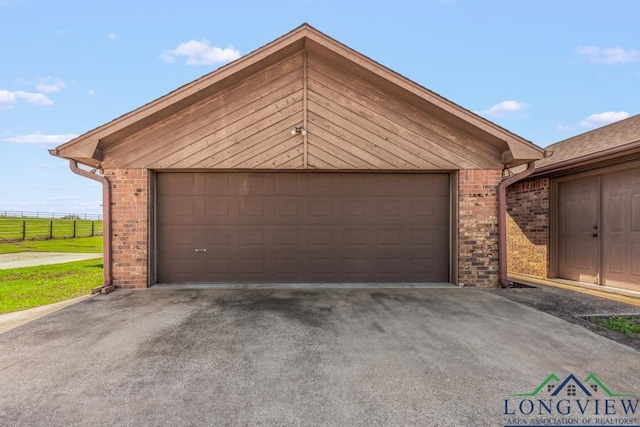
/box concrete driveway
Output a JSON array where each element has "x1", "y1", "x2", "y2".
[
  {"x1": 1, "y1": 288, "x2": 639, "y2": 426},
  {"x1": 0, "y1": 252, "x2": 102, "y2": 269}
]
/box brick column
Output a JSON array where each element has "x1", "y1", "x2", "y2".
[
  {"x1": 458, "y1": 169, "x2": 502, "y2": 287},
  {"x1": 105, "y1": 169, "x2": 149, "y2": 288}
]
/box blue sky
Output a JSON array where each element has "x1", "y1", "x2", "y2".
[{"x1": 1, "y1": 0, "x2": 639, "y2": 216}]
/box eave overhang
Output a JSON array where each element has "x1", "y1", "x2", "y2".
[{"x1": 529, "y1": 139, "x2": 640, "y2": 178}]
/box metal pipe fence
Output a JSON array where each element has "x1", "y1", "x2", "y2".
[
  {"x1": 0, "y1": 218, "x2": 103, "y2": 241},
  {"x1": 0, "y1": 210, "x2": 102, "y2": 220}
]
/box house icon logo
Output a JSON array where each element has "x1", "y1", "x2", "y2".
[{"x1": 503, "y1": 373, "x2": 638, "y2": 427}]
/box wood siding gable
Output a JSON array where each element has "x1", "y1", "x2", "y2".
[
  {"x1": 52, "y1": 24, "x2": 544, "y2": 170},
  {"x1": 104, "y1": 52, "x2": 305, "y2": 169}
]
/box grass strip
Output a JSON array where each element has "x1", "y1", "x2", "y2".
[
  {"x1": 0, "y1": 259, "x2": 103, "y2": 314},
  {"x1": 0, "y1": 237, "x2": 103, "y2": 254},
  {"x1": 590, "y1": 315, "x2": 640, "y2": 339}
]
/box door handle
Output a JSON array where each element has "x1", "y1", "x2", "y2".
[
  {"x1": 592, "y1": 234, "x2": 598, "y2": 238},
  {"x1": 195, "y1": 248, "x2": 207, "y2": 252}
]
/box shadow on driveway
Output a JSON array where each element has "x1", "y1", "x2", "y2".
[{"x1": 1, "y1": 288, "x2": 638, "y2": 426}]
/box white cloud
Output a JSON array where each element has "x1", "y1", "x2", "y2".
[
  {"x1": 107, "y1": 33, "x2": 118, "y2": 40},
  {"x1": 87, "y1": 89, "x2": 95, "y2": 96},
  {"x1": 0, "y1": 89, "x2": 53, "y2": 108},
  {"x1": 579, "y1": 111, "x2": 630, "y2": 128},
  {"x1": 15, "y1": 90, "x2": 53, "y2": 106},
  {"x1": 3, "y1": 133, "x2": 79, "y2": 145},
  {"x1": 577, "y1": 45, "x2": 639, "y2": 65},
  {"x1": 160, "y1": 39, "x2": 241, "y2": 65},
  {"x1": 36, "y1": 77, "x2": 66, "y2": 93},
  {"x1": 481, "y1": 100, "x2": 529, "y2": 118},
  {"x1": 0, "y1": 89, "x2": 17, "y2": 109}
]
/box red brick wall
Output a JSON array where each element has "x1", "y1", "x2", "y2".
[
  {"x1": 457, "y1": 170, "x2": 502, "y2": 287},
  {"x1": 506, "y1": 178, "x2": 550, "y2": 277},
  {"x1": 106, "y1": 169, "x2": 149, "y2": 288}
]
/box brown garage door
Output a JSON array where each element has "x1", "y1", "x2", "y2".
[{"x1": 156, "y1": 172, "x2": 450, "y2": 283}]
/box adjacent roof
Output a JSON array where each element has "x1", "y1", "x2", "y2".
[
  {"x1": 51, "y1": 23, "x2": 544, "y2": 170},
  {"x1": 532, "y1": 114, "x2": 640, "y2": 176}
]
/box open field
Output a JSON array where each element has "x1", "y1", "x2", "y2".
[
  {"x1": 0, "y1": 236, "x2": 103, "y2": 254},
  {"x1": 0, "y1": 259, "x2": 103, "y2": 314},
  {"x1": 0, "y1": 217, "x2": 103, "y2": 241}
]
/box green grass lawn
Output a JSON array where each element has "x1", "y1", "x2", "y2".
[
  {"x1": 0, "y1": 237, "x2": 104, "y2": 314},
  {"x1": 0, "y1": 236, "x2": 103, "y2": 254},
  {"x1": 0, "y1": 259, "x2": 103, "y2": 314}
]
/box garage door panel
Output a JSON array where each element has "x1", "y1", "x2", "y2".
[
  {"x1": 160, "y1": 227, "x2": 197, "y2": 247},
  {"x1": 376, "y1": 201, "x2": 401, "y2": 218},
  {"x1": 410, "y1": 229, "x2": 434, "y2": 246},
  {"x1": 204, "y1": 200, "x2": 231, "y2": 218},
  {"x1": 376, "y1": 258, "x2": 402, "y2": 274},
  {"x1": 274, "y1": 200, "x2": 299, "y2": 217},
  {"x1": 410, "y1": 258, "x2": 436, "y2": 274},
  {"x1": 342, "y1": 229, "x2": 368, "y2": 248},
  {"x1": 203, "y1": 257, "x2": 231, "y2": 274},
  {"x1": 273, "y1": 229, "x2": 301, "y2": 246},
  {"x1": 342, "y1": 200, "x2": 368, "y2": 218},
  {"x1": 238, "y1": 229, "x2": 266, "y2": 247},
  {"x1": 307, "y1": 257, "x2": 335, "y2": 273},
  {"x1": 203, "y1": 173, "x2": 231, "y2": 193},
  {"x1": 157, "y1": 197, "x2": 200, "y2": 224},
  {"x1": 204, "y1": 229, "x2": 231, "y2": 246},
  {"x1": 308, "y1": 200, "x2": 334, "y2": 218},
  {"x1": 157, "y1": 172, "x2": 450, "y2": 283},
  {"x1": 376, "y1": 229, "x2": 402, "y2": 247},
  {"x1": 238, "y1": 258, "x2": 265, "y2": 274},
  {"x1": 273, "y1": 173, "x2": 304, "y2": 191},
  {"x1": 410, "y1": 200, "x2": 434, "y2": 217},
  {"x1": 343, "y1": 258, "x2": 368, "y2": 274},
  {"x1": 159, "y1": 257, "x2": 197, "y2": 283},
  {"x1": 158, "y1": 173, "x2": 197, "y2": 195},
  {"x1": 239, "y1": 200, "x2": 267, "y2": 217}
]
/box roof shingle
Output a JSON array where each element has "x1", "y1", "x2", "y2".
[{"x1": 538, "y1": 114, "x2": 640, "y2": 168}]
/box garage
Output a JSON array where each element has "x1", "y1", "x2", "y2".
[
  {"x1": 157, "y1": 172, "x2": 450, "y2": 283},
  {"x1": 557, "y1": 167, "x2": 640, "y2": 290},
  {"x1": 52, "y1": 24, "x2": 545, "y2": 289}
]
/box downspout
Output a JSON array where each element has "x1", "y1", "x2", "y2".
[
  {"x1": 69, "y1": 161, "x2": 115, "y2": 294},
  {"x1": 497, "y1": 161, "x2": 536, "y2": 288}
]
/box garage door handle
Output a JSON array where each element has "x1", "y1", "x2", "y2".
[{"x1": 195, "y1": 248, "x2": 207, "y2": 252}]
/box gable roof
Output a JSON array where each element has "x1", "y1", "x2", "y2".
[
  {"x1": 532, "y1": 114, "x2": 640, "y2": 175},
  {"x1": 50, "y1": 23, "x2": 544, "y2": 170}
]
